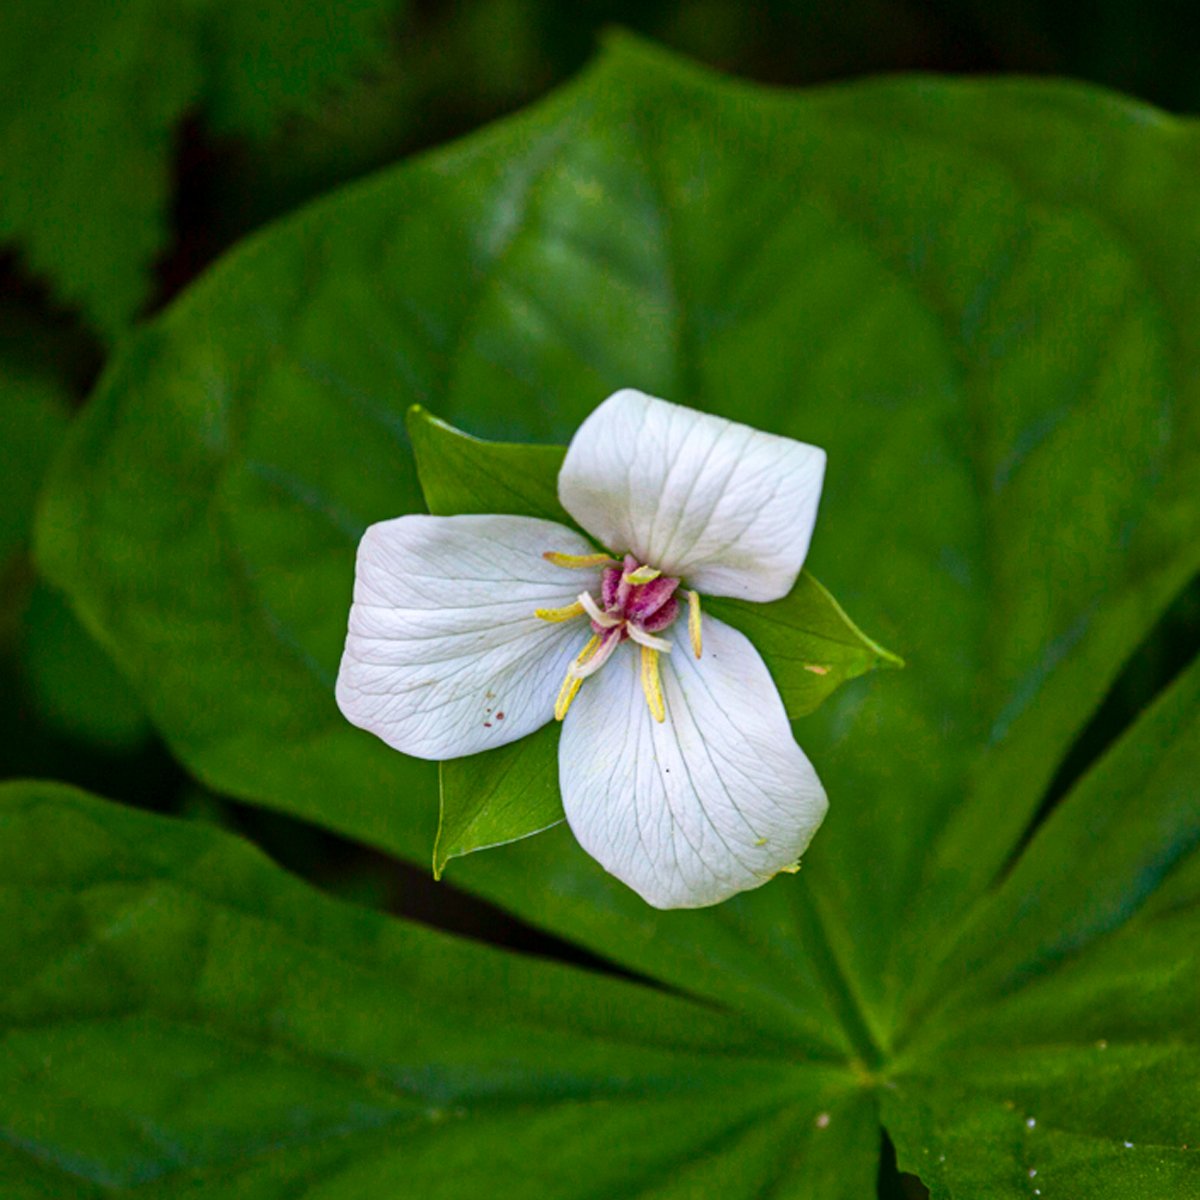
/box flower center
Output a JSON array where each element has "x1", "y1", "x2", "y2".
[{"x1": 537, "y1": 552, "x2": 704, "y2": 723}]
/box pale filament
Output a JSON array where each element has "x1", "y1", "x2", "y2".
[
  {"x1": 538, "y1": 549, "x2": 699, "y2": 724},
  {"x1": 568, "y1": 630, "x2": 621, "y2": 680},
  {"x1": 626, "y1": 625, "x2": 672, "y2": 652},
  {"x1": 578, "y1": 591, "x2": 620, "y2": 627}
]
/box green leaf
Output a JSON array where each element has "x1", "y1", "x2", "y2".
[
  {"x1": 408, "y1": 405, "x2": 573, "y2": 524},
  {"x1": 881, "y1": 1057, "x2": 1199, "y2": 1200},
  {"x1": 707, "y1": 576, "x2": 903, "y2": 718},
  {"x1": 434, "y1": 724, "x2": 562, "y2": 877},
  {"x1": 0, "y1": 782, "x2": 878, "y2": 1199},
  {"x1": 408, "y1": 403, "x2": 895, "y2": 871},
  {"x1": 905, "y1": 646, "x2": 1200, "y2": 1057},
  {"x1": 35, "y1": 36, "x2": 1200, "y2": 1193},
  {"x1": 0, "y1": 0, "x2": 402, "y2": 338},
  {"x1": 880, "y1": 653, "x2": 1200, "y2": 1198}
]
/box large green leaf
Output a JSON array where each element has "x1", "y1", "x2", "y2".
[
  {"x1": 409, "y1": 405, "x2": 900, "y2": 874},
  {"x1": 880, "y1": 653, "x2": 1200, "y2": 1198},
  {"x1": 0, "y1": 782, "x2": 877, "y2": 1198},
  {"x1": 0, "y1": 0, "x2": 402, "y2": 338},
  {"x1": 35, "y1": 37, "x2": 1200, "y2": 1193}
]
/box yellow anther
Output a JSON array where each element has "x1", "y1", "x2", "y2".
[
  {"x1": 544, "y1": 551, "x2": 619, "y2": 569},
  {"x1": 640, "y1": 646, "x2": 665, "y2": 723},
  {"x1": 535, "y1": 600, "x2": 585, "y2": 623},
  {"x1": 803, "y1": 663, "x2": 830, "y2": 676},
  {"x1": 777, "y1": 861, "x2": 802, "y2": 875},
  {"x1": 555, "y1": 673, "x2": 584, "y2": 721},
  {"x1": 623, "y1": 564, "x2": 662, "y2": 586},
  {"x1": 555, "y1": 635, "x2": 600, "y2": 720},
  {"x1": 686, "y1": 589, "x2": 702, "y2": 659}
]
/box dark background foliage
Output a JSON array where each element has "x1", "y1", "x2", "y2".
[{"x1": 2, "y1": 6, "x2": 1198, "y2": 1193}]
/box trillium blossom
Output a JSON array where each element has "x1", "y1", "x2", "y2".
[{"x1": 336, "y1": 389, "x2": 830, "y2": 908}]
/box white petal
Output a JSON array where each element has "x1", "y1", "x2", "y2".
[
  {"x1": 336, "y1": 514, "x2": 598, "y2": 760},
  {"x1": 558, "y1": 389, "x2": 826, "y2": 601},
  {"x1": 559, "y1": 614, "x2": 827, "y2": 908}
]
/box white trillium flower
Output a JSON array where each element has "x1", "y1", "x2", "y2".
[{"x1": 336, "y1": 388, "x2": 830, "y2": 909}]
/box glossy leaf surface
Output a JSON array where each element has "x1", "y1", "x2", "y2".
[{"x1": 0, "y1": 782, "x2": 876, "y2": 1199}]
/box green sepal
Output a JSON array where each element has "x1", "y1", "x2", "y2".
[
  {"x1": 707, "y1": 577, "x2": 904, "y2": 719},
  {"x1": 434, "y1": 724, "x2": 562, "y2": 879},
  {"x1": 407, "y1": 405, "x2": 574, "y2": 525}
]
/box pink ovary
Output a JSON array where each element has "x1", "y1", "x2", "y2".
[{"x1": 590, "y1": 555, "x2": 681, "y2": 643}]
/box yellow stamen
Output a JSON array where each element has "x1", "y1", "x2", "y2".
[
  {"x1": 555, "y1": 673, "x2": 584, "y2": 721},
  {"x1": 623, "y1": 564, "x2": 661, "y2": 585},
  {"x1": 544, "y1": 551, "x2": 619, "y2": 569},
  {"x1": 555, "y1": 635, "x2": 600, "y2": 720},
  {"x1": 803, "y1": 663, "x2": 830, "y2": 676},
  {"x1": 686, "y1": 589, "x2": 702, "y2": 659},
  {"x1": 535, "y1": 600, "x2": 585, "y2": 623},
  {"x1": 778, "y1": 861, "x2": 802, "y2": 875},
  {"x1": 640, "y1": 646, "x2": 665, "y2": 723}
]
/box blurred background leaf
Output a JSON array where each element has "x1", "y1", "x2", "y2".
[
  {"x1": 0, "y1": 301, "x2": 153, "y2": 789},
  {"x1": 0, "y1": 335, "x2": 70, "y2": 568},
  {"x1": 6, "y1": 1, "x2": 1200, "y2": 344},
  {"x1": 0, "y1": 0, "x2": 199, "y2": 340},
  {"x1": 0, "y1": 0, "x2": 405, "y2": 340},
  {"x1": 17, "y1": 583, "x2": 151, "y2": 752}
]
